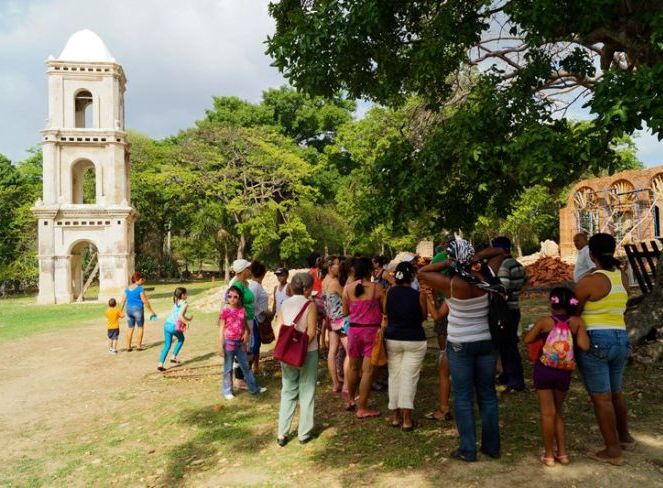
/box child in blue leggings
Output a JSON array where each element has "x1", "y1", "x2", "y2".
[{"x1": 157, "y1": 287, "x2": 192, "y2": 371}]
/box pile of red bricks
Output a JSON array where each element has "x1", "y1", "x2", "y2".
[{"x1": 525, "y1": 257, "x2": 575, "y2": 287}]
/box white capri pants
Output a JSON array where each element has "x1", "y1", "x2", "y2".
[{"x1": 386, "y1": 339, "x2": 427, "y2": 410}]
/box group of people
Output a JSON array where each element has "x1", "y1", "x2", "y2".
[{"x1": 104, "y1": 231, "x2": 634, "y2": 466}]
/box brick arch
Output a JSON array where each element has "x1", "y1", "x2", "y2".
[
  {"x1": 573, "y1": 186, "x2": 597, "y2": 209},
  {"x1": 609, "y1": 179, "x2": 636, "y2": 206}
]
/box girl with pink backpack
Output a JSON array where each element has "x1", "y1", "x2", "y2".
[{"x1": 524, "y1": 287, "x2": 590, "y2": 467}]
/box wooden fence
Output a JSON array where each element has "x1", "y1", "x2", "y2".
[{"x1": 623, "y1": 239, "x2": 663, "y2": 294}]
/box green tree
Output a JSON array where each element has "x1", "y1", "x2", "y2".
[
  {"x1": 0, "y1": 149, "x2": 42, "y2": 291},
  {"x1": 267, "y1": 1, "x2": 663, "y2": 234},
  {"x1": 267, "y1": 1, "x2": 663, "y2": 135}
]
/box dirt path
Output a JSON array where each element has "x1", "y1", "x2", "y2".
[{"x1": 4, "y1": 310, "x2": 663, "y2": 487}]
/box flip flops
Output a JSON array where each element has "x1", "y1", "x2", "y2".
[
  {"x1": 356, "y1": 409, "x2": 380, "y2": 419},
  {"x1": 588, "y1": 452, "x2": 624, "y2": 466},
  {"x1": 424, "y1": 410, "x2": 453, "y2": 421},
  {"x1": 555, "y1": 454, "x2": 570, "y2": 465},
  {"x1": 540, "y1": 454, "x2": 555, "y2": 467},
  {"x1": 402, "y1": 420, "x2": 421, "y2": 432}
]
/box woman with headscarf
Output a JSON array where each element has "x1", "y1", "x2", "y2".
[
  {"x1": 574, "y1": 233, "x2": 634, "y2": 465},
  {"x1": 418, "y1": 238, "x2": 501, "y2": 462}
]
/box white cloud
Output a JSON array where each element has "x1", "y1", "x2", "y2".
[
  {"x1": 0, "y1": 0, "x2": 284, "y2": 161},
  {"x1": 634, "y1": 126, "x2": 663, "y2": 168}
]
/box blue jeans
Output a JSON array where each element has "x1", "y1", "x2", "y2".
[
  {"x1": 576, "y1": 329, "x2": 630, "y2": 394},
  {"x1": 223, "y1": 340, "x2": 260, "y2": 396},
  {"x1": 497, "y1": 309, "x2": 525, "y2": 390},
  {"x1": 159, "y1": 322, "x2": 184, "y2": 363},
  {"x1": 447, "y1": 339, "x2": 500, "y2": 459},
  {"x1": 126, "y1": 305, "x2": 144, "y2": 328}
]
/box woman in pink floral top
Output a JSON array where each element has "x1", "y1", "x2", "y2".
[{"x1": 219, "y1": 285, "x2": 265, "y2": 400}]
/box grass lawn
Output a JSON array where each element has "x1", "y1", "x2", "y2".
[
  {"x1": 2, "y1": 292, "x2": 663, "y2": 487},
  {"x1": 0, "y1": 281, "x2": 218, "y2": 341}
]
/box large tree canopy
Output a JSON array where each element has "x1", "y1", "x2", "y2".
[
  {"x1": 266, "y1": 1, "x2": 662, "y2": 233},
  {"x1": 267, "y1": 1, "x2": 663, "y2": 135}
]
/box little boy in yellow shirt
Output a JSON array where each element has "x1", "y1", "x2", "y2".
[{"x1": 105, "y1": 298, "x2": 123, "y2": 354}]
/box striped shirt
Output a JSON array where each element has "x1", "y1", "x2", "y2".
[
  {"x1": 446, "y1": 294, "x2": 491, "y2": 343},
  {"x1": 582, "y1": 270, "x2": 627, "y2": 330},
  {"x1": 497, "y1": 257, "x2": 527, "y2": 310}
]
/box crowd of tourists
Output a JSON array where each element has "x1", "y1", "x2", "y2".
[{"x1": 105, "y1": 232, "x2": 634, "y2": 466}]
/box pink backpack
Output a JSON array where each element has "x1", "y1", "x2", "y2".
[{"x1": 540, "y1": 317, "x2": 575, "y2": 371}]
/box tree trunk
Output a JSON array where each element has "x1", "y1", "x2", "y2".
[
  {"x1": 224, "y1": 243, "x2": 230, "y2": 282},
  {"x1": 514, "y1": 236, "x2": 523, "y2": 257},
  {"x1": 237, "y1": 233, "x2": 246, "y2": 259}
]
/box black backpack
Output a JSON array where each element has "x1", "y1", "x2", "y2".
[{"x1": 480, "y1": 262, "x2": 511, "y2": 344}]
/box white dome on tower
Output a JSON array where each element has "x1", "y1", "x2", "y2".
[{"x1": 57, "y1": 29, "x2": 115, "y2": 62}]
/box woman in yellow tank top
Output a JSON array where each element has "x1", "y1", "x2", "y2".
[{"x1": 574, "y1": 233, "x2": 634, "y2": 466}]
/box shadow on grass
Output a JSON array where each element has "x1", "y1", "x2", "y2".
[
  {"x1": 146, "y1": 286, "x2": 212, "y2": 301},
  {"x1": 157, "y1": 316, "x2": 663, "y2": 487},
  {"x1": 160, "y1": 404, "x2": 273, "y2": 486},
  {"x1": 177, "y1": 352, "x2": 217, "y2": 368}
]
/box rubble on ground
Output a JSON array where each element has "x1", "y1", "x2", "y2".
[
  {"x1": 525, "y1": 257, "x2": 575, "y2": 287},
  {"x1": 192, "y1": 268, "x2": 308, "y2": 312}
]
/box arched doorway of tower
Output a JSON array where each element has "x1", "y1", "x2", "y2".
[{"x1": 69, "y1": 240, "x2": 99, "y2": 302}]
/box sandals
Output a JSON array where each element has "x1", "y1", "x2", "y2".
[
  {"x1": 170, "y1": 359, "x2": 181, "y2": 364},
  {"x1": 157, "y1": 366, "x2": 166, "y2": 372},
  {"x1": 402, "y1": 420, "x2": 421, "y2": 432},
  {"x1": 588, "y1": 451, "x2": 624, "y2": 466},
  {"x1": 540, "y1": 454, "x2": 555, "y2": 467},
  {"x1": 356, "y1": 409, "x2": 380, "y2": 419},
  {"x1": 424, "y1": 410, "x2": 453, "y2": 421},
  {"x1": 555, "y1": 454, "x2": 570, "y2": 465},
  {"x1": 344, "y1": 402, "x2": 356, "y2": 412},
  {"x1": 136, "y1": 345, "x2": 146, "y2": 351}
]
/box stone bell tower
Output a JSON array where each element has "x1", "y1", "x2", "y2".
[{"x1": 33, "y1": 30, "x2": 136, "y2": 304}]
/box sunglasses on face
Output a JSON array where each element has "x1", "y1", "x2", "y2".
[{"x1": 228, "y1": 294, "x2": 240, "y2": 300}]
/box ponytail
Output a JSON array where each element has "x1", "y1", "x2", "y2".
[
  {"x1": 173, "y1": 287, "x2": 187, "y2": 303},
  {"x1": 353, "y1": 257, "x2": 373, "y2": 298}
]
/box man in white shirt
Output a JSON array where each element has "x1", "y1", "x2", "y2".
[{"x1": 573, "y1": 232, "x2": 594, "y2": 282}]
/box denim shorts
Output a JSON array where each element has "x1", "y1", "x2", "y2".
[
  {"x1": 126, "y1": 305, "x2": 145, "y2": 328},
  {"x1": 576, "y1": 329, "x2": 630, "y2": 394},
  {"x1": 107, "y1": 328, "x2": 119, "y2": 340}
]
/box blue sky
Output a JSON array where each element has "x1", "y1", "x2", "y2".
[{"x1": 1, "y1": 0, "x2": 661, "y2": 167}]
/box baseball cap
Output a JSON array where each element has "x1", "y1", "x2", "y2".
[
  {"x1": 231, "y1": 259, "x2": 251, "y2": 274},
  {"x1": 274, "y1": 267, "x2": 289, "y2": 276}
]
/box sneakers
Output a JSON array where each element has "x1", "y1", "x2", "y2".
[
  {"x1": 224, "y1": 393, "x2": 235, "y2": 400},
  {"x1": 258, "y1": 387, "x2": 267, "y2": 394},
  {"x1": 109, "y1": 348, "x2": 118, "y2": 354}
]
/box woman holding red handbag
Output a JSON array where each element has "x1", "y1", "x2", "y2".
[{"x1": 276, "y1": 273, "x2": 318, "y2": 447}]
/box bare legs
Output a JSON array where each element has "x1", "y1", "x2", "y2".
[
  {"x1": 537, "y1": 389, "x2": 568, "y2": 461},
  {"x1": 391, "y1": 408, "x2": 414, "y2": 428},
  {"x1": 589, "y1": 392, "x2": 631, "y2": 460},
  {"x1": 125, "y1": 327, "x2": 144, "y2": 350},
  {"x1": 427, "y1": 337, "x2": 451, "y2": 420},
  {"x1": 348, "y1": 356, "x2": 375, "y2": 413},
  {"x1": 328, "y1": 331, "x2": 344, "y2": 392}
]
